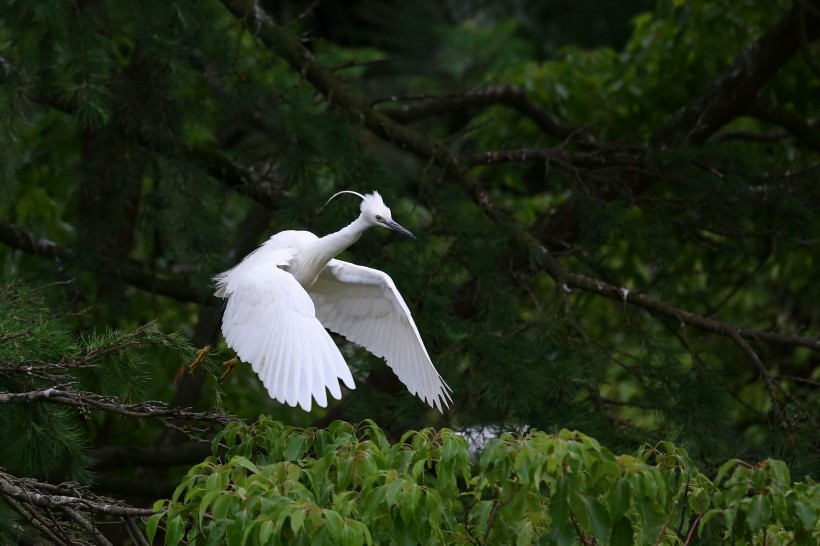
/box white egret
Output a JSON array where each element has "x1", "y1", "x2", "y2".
[{"x1": 212, "y1": 191, "x2": 452, "y2": 412}]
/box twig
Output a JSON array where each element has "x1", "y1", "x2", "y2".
[
  {"x1": 540, "y1": 258, "x2": 820, "y2": 353},
  {"x1": 59, "y1": 506, "x2": 114, "y2": 546},
  {"x1": 125, "y1": 517, "x2": 152, "y2": 546},
  {"x1": 682, "y1": 513, "x2": 704, "y2": 546},
  {"x1": 728, "y1": 331, "x2": 785, "y2": 425},
  {"x1": 3, "y1": 493, "x2": 72, "y2": 546}
]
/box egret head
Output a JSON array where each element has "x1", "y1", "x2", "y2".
[{"x1": 325, "y1": 190, "x2": 416, "y2": 239}]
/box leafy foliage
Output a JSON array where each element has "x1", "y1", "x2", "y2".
[{"x1": 151, "y1": 419, "x2": 819, "y2": 545}]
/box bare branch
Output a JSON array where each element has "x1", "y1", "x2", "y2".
[{"x1": 0, "y1": 472, "x2": 155, "y2": 517}]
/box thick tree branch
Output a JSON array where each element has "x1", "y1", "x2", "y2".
[
  {"x1": 654, "y1": 0, "x2": 820, "y2": 146},
  {"x1": 0, "y1": 222, "x2": 70, "y2": 261}
]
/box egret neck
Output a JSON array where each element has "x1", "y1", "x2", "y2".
[{"x1": 292, "y1": 215, "x2": 369, "y2": 288}]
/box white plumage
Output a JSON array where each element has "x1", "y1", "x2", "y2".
[{"x1": 213, "y1": 191, "x2": 452, "y2": 412}]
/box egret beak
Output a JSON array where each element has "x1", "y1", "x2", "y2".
[{"x1": 385, "y1": 219, "x2": 416, "y2": 239}]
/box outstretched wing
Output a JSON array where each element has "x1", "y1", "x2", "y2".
[
  {"x1": 214, "y1": 243, "x2": 355, "y2": 411},
  {"x1": 308, "y1": 259, "x2": 452, "y2": 412}
]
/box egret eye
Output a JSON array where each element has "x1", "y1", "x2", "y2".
[{"x1": 375, "y1": 215, "x2": 383, "y2": 222}]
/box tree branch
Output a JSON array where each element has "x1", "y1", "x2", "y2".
[
  {"x1": 0, "y1": 387, "x2": 236, "y2": 425},
  {"x1": 749, "y1": 102, "x2": 820, "y2": 152},
  {"x1": 654, "y1": 0, "x2": 820, "y2": 146},
  {"x1": 0, "y1": 471, "x2": 154, "y2": 517},
  {"x1": 539, "y1": 255, "x2": 820, "y2": 352},
  {"x1": 377, "y1": 85, "x2": 585, "y2": 141},
  {"x1": 218, "y1": 0, "x2": 493, "y2": 212}
]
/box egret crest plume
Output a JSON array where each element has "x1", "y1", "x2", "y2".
[
  {"x1": 213, "y1": 190, "x2": 452, "y2": 412},
  {"x1": 324, "y1": 189, "x2": 366, "y2": 208}
]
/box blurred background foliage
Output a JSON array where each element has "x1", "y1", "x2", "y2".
[{"x1": 0, "y1": 0, "x2": 818, "y2": 542}]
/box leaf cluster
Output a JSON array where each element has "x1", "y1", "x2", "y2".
[{"x1": 151, "y1": 419, "x2": 819, "y2": 545}]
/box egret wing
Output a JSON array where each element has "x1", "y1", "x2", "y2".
[
  {"x1": 308, "y1": 259, "x2": 452, "y2": 411},
  {"x1": 215, "y1": 256, "x2": 355, "y2": 412}
]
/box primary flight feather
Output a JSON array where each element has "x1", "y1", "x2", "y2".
[{"x1": 213, "y1": 191, "x2": 452, "y2": 412}]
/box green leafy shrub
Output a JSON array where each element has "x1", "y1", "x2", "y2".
[{"x1": 149, "y1": 419, "x2": 818, "y2": 545}]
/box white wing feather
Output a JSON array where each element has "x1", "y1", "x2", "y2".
[
  {"x1": 214, "y1": 239, "x2": 355, "y2": 411},
  {"x1": 308, "y1": 259, "x2": 452, "y2": 412}
]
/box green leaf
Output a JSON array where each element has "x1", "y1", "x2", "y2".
[
  {"x1": 636, "y1": 500, "x2": 664, "y2": 545},
  {"x1": 714, "y1": 459, "x2": 742, "y2": 485},
  {"x1": 206, "y1": 472, "x2": 221, "y2": 494},
  {"x1": 259, "y1": 520, "x2": 274, "y2": 544},
  {"x1": 609, "y1": 516, "x2": 634, "y2": 546},
  {"x1": 569, "y1": 494, "x2": 612, "y2": 543},
  {"x1": 198, "y1": 490, "x2": 221, "y2": 525},
  {"x1": 385, "y1": 478, "x2": 406, "y2": 505},
  {"x1": 794, "y1": 500, "x2": 817, "y2": 530},
  {"x1": 400, "y1": 484, "x2": 420, "y2": 523},
  {"x1": 514, "y1": 520, "x2": 534, "y2": 546},
  {"x1": 609, "y1": 478, "x2": 632, "y2": 519},
  {"x1": 291, "y1": 506, "x2": 308, "y2": 534},
  {"x1": 164, "y1": 515, "x2": 185, "y2": 546},
  {"x1": 284, "y1": 433, "x2": 308, "y2": 461},
  {"x1": 212, "y1": 493, "x2": 237, "y2": 521},
  {"x1": 232, "y1": 455, "x2": 262, "y2": 474},
  {"x1": 145, "y1": 512, "x2": 164, "y2": 544},
  {"x1": 324, "y1": 509, "x2": 345, "y2": 538},
  {"x1": 767, "y1": 459, "x2": 790, "y2": 487},
  {"x1": 549, "y1": 475, "x2": 570, "y2": 523},
  {"x1": 746, "y1": 495, "x2": 771, "y2": 531}
]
